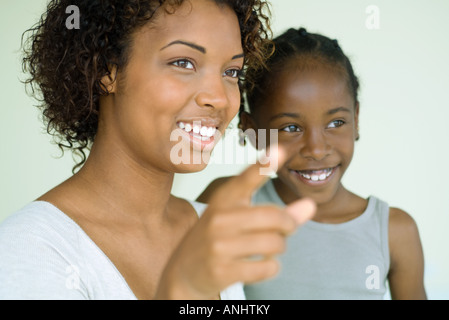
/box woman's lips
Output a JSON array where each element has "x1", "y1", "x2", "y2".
[
  {"x1": 289, "y1": 166, "x2": 339, "y2": 185},
  {"x1": 175, "y1": 120, "x2": 220, "y2": 151},
  {"x1": 178, "y1": 121, "x2": 217, "y2": 140}
]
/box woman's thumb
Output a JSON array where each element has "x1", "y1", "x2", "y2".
[{"x1": 285, "y1": 198, "x2": 316, "y2": 226}]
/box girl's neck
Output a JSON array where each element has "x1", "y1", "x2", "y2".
[{"x1": 272, "y1": 178, "x2": 367, "y2": 224}]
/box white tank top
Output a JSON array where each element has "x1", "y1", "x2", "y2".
[{"x1": 245, "y1": 179, "x2": 390, "y2": 300}]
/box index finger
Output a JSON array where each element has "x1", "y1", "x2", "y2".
[{"x1": 219, "y1": 144, "x2": 287, "y2": 203}]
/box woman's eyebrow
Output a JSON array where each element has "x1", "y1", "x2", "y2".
[
  {"x1": 160, "y1": 40, "x2": 206, "y2": 53},
  {"x1": 161, "y1": 40, "x2": 244, "y2": 60}
]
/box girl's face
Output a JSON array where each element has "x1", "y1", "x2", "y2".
[
  {"x1": 251, "y1": 64, "x2": 359, "y2": 205},
  {"x1": 101, "y1": 0, "x2": 244, "y2": 173}
]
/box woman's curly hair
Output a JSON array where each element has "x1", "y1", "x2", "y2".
[{"x1": 22, "y1": 0, "x2": 273, "y2": 172}]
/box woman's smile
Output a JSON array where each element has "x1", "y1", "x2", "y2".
[{"x1": 176, "y1": 118, "x2": 221, "y2": 151}]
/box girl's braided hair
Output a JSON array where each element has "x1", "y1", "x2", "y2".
[{"x1": 242, "y1": 27, "x2": 359, "y2": 117}]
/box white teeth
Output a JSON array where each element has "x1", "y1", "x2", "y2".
[
  {"x1": 297, "y1": 168, "x2": 334, "y2": 181},
  {"x1": 200, "y1": 126, "x2": 208, "y2": 136},
  {"x1": 193, "y1": 125, "x2": 200, "y2": 134},
  {"x1": 178, "y1": 122, "x2": 217, "y2": 138},
  {"x1": 207, "y1": 127, "x2": 215, "y2": 137}
]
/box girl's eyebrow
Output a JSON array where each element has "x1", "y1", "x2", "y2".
[
  {"x1": 269, "y1": 112, "x2": 302, "y2": 122},
  {"x1": 269, "y1": 107, "x2": 351, "y2": 122},
  {"x1": 328, "y1": 106, "x2": 351, "y2": 115}
]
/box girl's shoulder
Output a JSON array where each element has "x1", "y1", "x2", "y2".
[
  {"x1": 388, "y1": 207, "x2": 420, "y2": 252},
  {"x1": 388, "y1": 207, "x2": 421, "y2": 244},
  {"x1": 388, "y1": 206, "x2": 423, "y2": 271},
  {"x1": 387, "y1": 206, "x2": 426, "y2": 299}
]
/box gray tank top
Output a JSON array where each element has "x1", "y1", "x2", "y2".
[{"x1": 245, "y1": 179, "x2": 390, "y2": 300}]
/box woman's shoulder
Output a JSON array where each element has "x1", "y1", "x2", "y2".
[
  {"x1": 0, "y1": 201, "x2": 84, "y2": 257},
  {"x1": 0, "y1": 201, "x2": 77, "y2": 235},
  {"x1": 0, "y1": 202, "x2": 90, "y2": 299}
]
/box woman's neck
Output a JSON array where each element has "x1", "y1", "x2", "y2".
[
  {"x1": 79, "y1": 139, "x2": 175, "y2": 221},
  {"x1": 40, "y1": 133, "x2": 178, "y2": 229}
]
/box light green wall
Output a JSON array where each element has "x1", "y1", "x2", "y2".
[
  {"x1": 1, "y1": 0, "x2": 448, "y2": 299},
  {"x1": 0, "y1": 0, "x2": 74, "y2": 219}
]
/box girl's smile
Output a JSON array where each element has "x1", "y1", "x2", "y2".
[
  {"x1": 289, "y1": 165, "x2": 340, "y2": 186},
  {"x1": 248, "y1": 62, "x2": 359, "y2": 205}
]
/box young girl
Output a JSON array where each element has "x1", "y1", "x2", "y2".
[
  {"x1": 198, "y1": 27, "x2": 427, "y2": 299},
  {"x1": 0, "y1": 1, "x2": 316, "y2": 300}
]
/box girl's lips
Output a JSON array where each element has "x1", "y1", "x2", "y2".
[{"x1": 289, "y1": 165, "x2": 339, "y2": 186}]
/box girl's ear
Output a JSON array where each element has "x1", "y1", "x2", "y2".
[
  {"x1": 354, "y1": 101, "x2": 360, "y2": 141},
  {"x1": 238, "y1": 111, "x2": 259, "y2": 149},
  {"x1": 239, "y1": 111, "x2": 256, "y2": 131}
]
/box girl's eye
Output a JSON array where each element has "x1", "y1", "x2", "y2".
[
  {"x1": 280, "y1": 125, "x2": 301, "y2": 132},
  {"x1": 171, "y1": 59, "x2": 195, "y2": 70},
  {"x1": 223, "y1": 68, "x2": 242, "y2": 79},
  {"x1": 328, "y1": 120, "x2": 345, "y2": 128}
]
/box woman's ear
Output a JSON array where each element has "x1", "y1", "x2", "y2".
[
  {"x1": 100, "y1": 64, "x2": 118, "y2": 94},
  {"x1": 238, "y1": 111, "x2": 258, "y2": 148}
]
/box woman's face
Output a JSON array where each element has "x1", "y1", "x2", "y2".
[{"x1": 101, "y1": 0, "x2": 244, "y2": 173}]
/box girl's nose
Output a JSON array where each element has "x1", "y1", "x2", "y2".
[{"x1": 300, "y1": 129, "x2": 331, "y2": 161}]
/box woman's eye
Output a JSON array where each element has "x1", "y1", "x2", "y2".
[
  {"x1": 224, "y1": 68, "x2": 242, "y2": 79},
  {"x1": 328, "y1": 120, "x2": 345, "y2": 128},
  {"x1": 281, "y1": 125, "x2": 300, "y2": 132},
  {"x1": 171, "y1": 59, "x2": 195, "y2": 70}
]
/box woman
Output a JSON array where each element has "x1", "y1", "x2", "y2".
[{"x1": 0, "y1": 0, "x2": 315, "y2": 299}]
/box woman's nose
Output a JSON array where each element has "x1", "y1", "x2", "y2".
[{"x1": 194, "y1": 74, "x2": 228, "y2": 110}]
